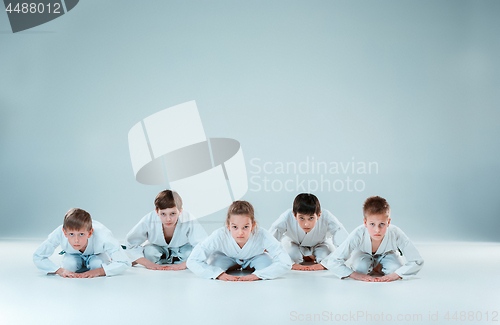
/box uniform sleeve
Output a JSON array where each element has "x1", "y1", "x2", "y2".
[
  {"x1": 321, "y1": 231, "x2": 361, "y2": 278},
  {"x1": 124, "y1": 217, "x2": 150, "y2": 262},
  {"x1": 268, "y1": 210, "x2": 290, "y2": 241},
  {"x1": 186, "y1": 231, "x2": 226, "y2": 279},
  {"x1": 324, "y1": 210, "x2": 349, "y2": 247},
  {"x1": 252, "y1": 230, "x2": 293, "y2": 280},
  {"x1": 33, "y1": 226, "x2": 63, "y2": 274},
  {"x1": 394, "y1": 231, "x2": 424, "y2": 279},
  {"x1": 187, "y1": 220, "x2": 208, "y2": 247},
  {"x1": 101, "y1": 231, "x2": 131, "y2": 276}
]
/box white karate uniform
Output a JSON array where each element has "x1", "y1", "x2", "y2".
[
  {"x1": 269, "y1": 209, "x2": 349, "y2": 263},
  {"x1": 321, "y1": 224, "x2": 424, "y2": 279},
  {"x1": 125, "y1": 210, "x2": 207, "y2": 264},
  {"x1": 186, "y1": 226, "x2": 293, "y2": 280},
  {"x1": 33, "y1": 221, "x2": 131, "y2": 276}
]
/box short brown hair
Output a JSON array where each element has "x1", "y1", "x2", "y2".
[
  {"x1": 155, "y1": 190, "x2": 183, "y2": 210},
  {"x1": 63, "y1": 208, "x2": 92, "y2": 231},
  {"x1": 226, "y1": 201, "x2": 256, "y2": 228},
  {"x1": 293, "y1": 193, "x2": 321, "y2": 216},
  {"x1": 363, "y1": 196, "x2": 391, "y2": 218}
]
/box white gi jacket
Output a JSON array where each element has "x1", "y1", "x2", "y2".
[
  {"x1": 322, "y1": 224, "x2": 424, "y2": 279},
  {"x1": 125, "y1": 210, "x2": 207, "y2": 261},
  {"x1": 187, "y1": 226, "x2": 293, "y2": 280},
  {"x1": 269, "y1": 209, "x2": 349, "y2": 248},
  {"x1": 33, "y1": 221, "x2": 131, "y2": 276}
]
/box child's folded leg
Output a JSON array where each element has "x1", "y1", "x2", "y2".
[
  {"x1": 312, "y1": 242, "x2": 334, "y2": 263},
  {"x1": 208, "y1": 252, "x2": 239, "y2": 271},
  {"x1": 144, "y1": 244, "x2": 167, "y2": 264},
  {"x1": 86, "y1": 253, "x2": 109, "y2": 270},
  {"x1": 62, "y1": 254, "x2": 85, "y2": 273},
  {"x1": 281, "y1": 237, "x2": 303, "y2": 264},
  {"x1": 246, "y1": 252, "x2": 272, "y2": 271},
  {"x1": 350, "y1": 251, "x2": 375, "y2": 275},
  {"x1": 170, "y1": 244, "x2": 193, "y2": 264},
  {"x1": 378, "y1": 251, "x2": 403, "y2": 275}
]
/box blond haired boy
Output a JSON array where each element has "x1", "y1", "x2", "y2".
[
  {"x1": 33, "y1": 208, "x2": 131, "y2": 278},
  {"x1": 322, "y1": 196, "x2": 424, "y2": 281}
]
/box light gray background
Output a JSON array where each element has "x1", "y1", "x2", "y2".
[{"x1": 1, "y1": 0, "x2": 499, "y2": 241}]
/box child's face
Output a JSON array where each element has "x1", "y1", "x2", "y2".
[
  {"x1": 364, "y1": 213, "x2": 391, "y2": 241},
  {"x1": 227, "y1": 214, "x2": 254, "y2": 247},
  {"x1": 156, "y1": 207, "x2": 182, "y2": 229},
  {"x1": 63, "y1": 227, "x2": 93, "y2": 252},
  {"x1": 294, "y1": 212, "x2": 321, "y2": 233}
]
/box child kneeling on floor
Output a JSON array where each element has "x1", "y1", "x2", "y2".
[
  {"x1": 187, "y1": 201, "x2": 292, "y2": 281},
  {"x1": 125, "y1": 190, "x2": 207, "y2": 271},
  {"x1": 322, "y1": 196, "x2": 424, "y2": 282},
  {"x1": 269, "y1": 193, "x2": 348, "y2": 271},
  {"x1": 33, "y1": 208, "x2": 131, "y2": 278}
]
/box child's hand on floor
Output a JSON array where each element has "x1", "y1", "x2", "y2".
[
  {"x1": 237, "y1": 274, "x2": 260, "y2": 281},
  {"x1": 145, "y1": 264, "x2": 171, "y2": 270},
  {"x1": 217, "y1": 272, "x2": 240, "y2": 281},
  {"x1": 79, "y1": 268, "x2": 105, "y2": 278},
  {"x1": 55, "y1": 268, "x2": 80, "y2": 278},
  {"x1": 162, "y1": 262, "x2": 187, "y2": 271},
  {"x1": 374, "y1": 272, "x2": 401, "y2": 282},
  {"x1": 292, "y1": 263, "x2": 326, "y2": 271},
  {"x1": 348, "y1": 271, "x2": 376, "y2": 282}
]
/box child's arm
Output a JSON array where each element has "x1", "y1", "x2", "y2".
[
  {"x1": 124, "y1": 216, "x2": 151, "y2": 263},
  {"x1": 393, "y1": 231, "x2": 424, "y2": 279},
  {"x1": 100, "y1": 233, "x2": 132, "y2": 276},
  {"x1": 186, "y1": 218, "x2": 208, "y2": 247},
  {"x1": 321, "y1": 230, "x2": 362, "y2": 279},
  {"x1": 33, "y1": 226, "x2": 64, "y2": 275},
  {"x1": 268, "y1": 210, "x2": 290, "y2": 241},
  {"x1": 324, "y1": 210, "x2": 349, "y2": 247},
  {"x1": 251, "y1": 230, "x2": 293, "y2": 280},
  {"x1": 186, "y1": 231, "x2": 227, "y2": 280}
]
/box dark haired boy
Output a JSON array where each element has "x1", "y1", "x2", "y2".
[
  {"x1": 33, "y1": 208, "x2": 131, "y2": 278},
  {"x1": 125, "y1": 190, "x2": 207, "y2": 270},
  {"x1": 322, "y1": 196, "x2": 424, "y2": 282},
  {"x1": 269, "y1": 193, "x2": 348, "y2": 271}
]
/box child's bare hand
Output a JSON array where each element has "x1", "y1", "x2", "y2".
[
  {"x1": 79, "y1": 268, "x2": 106, "y2": 278},
  {"x1": 375, "y1": 272, "x2": 401, "y2": 282},
  {"x1": 291, "y1": 264, "x2": 310, "y2": 271},
  {"x1": 349, "y1": 272, "x2": 375, "y2": 282},
  {"x1": 237, "y1": 274, "x2": 260, "y2": 281},
  {"x1": 217, "y1": 272, "x2": 240, "y2": 281},
  {"x1": 162, "y1": 262, "x2": 187, "y2": 271},
  {"x1": 146, "y1": 264, "x2": 171, "y2": 270},
  {"x1": 303, "y1": 263, "x2": 326, "y2": 271},
  {"x1": 55, "y1": 268, "x2": 80, "y2": 278},
  {"x1": 292, "y1": 263, "x2": 326, "y2": 271}
]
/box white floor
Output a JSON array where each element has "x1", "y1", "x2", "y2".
[{"x1": 0, "y1": 240, "x2": 499, "y2": 325}]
